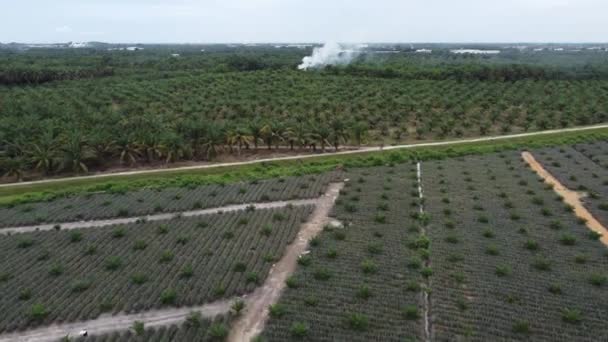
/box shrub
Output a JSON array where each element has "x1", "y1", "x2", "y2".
[
  {"x1": 402, "y1": 305, "x2": 420, "y2": 320},
  {"x1": 49, "y1": 264, "x2": 64, "y2": 277},
  {"x1": 333, "y1": 231, "x2": 346, "y2": 241},
  {"x1": 408, "y1": 257, "x2": 422, "y2": 269},
  {"x1": 246, "y1": 272, "x2": 260, "y2": 284},
  {"x1": 159, "y1": 250, "x2": 175, "y2": 263},
  {"x1": 532, "y1": 258, "x2": 551, "y2": 271},
  {"x1": 485, "y1": 245, "x2": 499, "y2": 256},
  {"x1": 561, "y1": 308, "x2": 582, "y2": 324},
  {"x1": 367, "y1": 242, "x2": 383, "y2": 255},
  {"x1": 105, "y1": 256, "x2": 122, "y2": 271},
  {"x1": 445, "y1": 235, "x2": 459, "y2": 244},
  {"x1": 260, "y1": 225, "x2": 272, "y2": 236},
  {"x1": 176, "y1": 235, "x2": 190, "y2": 245},
  {"x1": 482, "y1": 229, "x2": 495, "y2": 238},
  {"x1": 548, "y1": 284, "x2": 562, "y2": 294},
  {"x1": 133, "y1": 321, "x2": 145, "y2": 336},
  {"x1": 69, "y1": 231, "x2": 83, "y2": 243},
  {"x1": 209, "y1": 323, "x2": 228, "y2": 339},
  {"x1": 71, "y1": 279, "x2": 92, "y2": 293},
  {"x1": 512, "y1": 321, "x2": 530, "y2": 334},
  {"x1": 574, "y1": 255, "x2": 588, "y2": 264},
  {"x1": 549, "y1": 221, "x2": 563, "y2": 230},
  {"x1": 588, "y1": 273, "x2": 607, "y2": 286},
  {"x1": 17, "y1": 238, "x2": 35, "y2": 249},
  {"x1": 19, "y1": 289, "x2": 32, "y2": 301},
  {"x1": 361, "y1": 259, "x2": 378, "y2": 274},
  {"x1": 29, "y1": 304, "x2": 49, "y2": 321},
  {"x1": 131, "y1": 273, "x2": 148, "y2": 285},
  {"x1": 185, "y1": 311, "x2": 202, "y2": 327},
  {"x1": 326, "y1": 248, "x2": 338, "y2": 259},
  {"x1": 156, "y1": 224, "x2": 169, "y2": 234},
  {"x1": 84, "y1": 245, "x2": 97, "y2": 256},
  {"x1": 346, "y1": 313, "x2": 369, "y2": 331},
  {"x1": 309, "y1": 237, "x2": 320, "y2": 247},
  {"x1": 495, "y1": 265, "x2": 511, "y2": 277},
  {"x1": 297, "y1": 255, "x2": 312, "y2": 266},
  {"x1": 356, "y1": 285, "x2": 373, "y2": 300},
  {"x1": 233, "y1": 262, "x2": 247, "y2": 272},
  {"x1": 285, "y1": 276, "x2": 299, "y2": 288},
  {"x1": 111, "y1": 228, "x2": 126, "y2": 238},
  {"x1": 160, "y1": 289, "x2": 177, "y2": 305},
  {"x1": 290, "y1": 322, "x2": 309, "y2": 338},
  {"x1": 269, "y1": 304, "x2": 286, "y2": 318},
  {"x1": 313, "y1": 268, "x2": 332, "y2": 281},
  {"x1": 272, "y1": 213, "x2": 285, "y2": 222},
  {"x1": 133, "y1": 240, "x2": 148, "y2": 251},
  {"x1": 303, "y1": 296, "x2": 318, "y2": 306},
  {"x1": 524, "y1": 240, "x2": 539, "y2": 251},
  {"x1": 587, "y1": 231, "x2": 602, "y2": 240},
  {"x1": 374, "y1": 213, "x2": 386, "y2": 223},
  {"x1": 231, "y1": 300, "x2": 245, "y2": 315},
  {"x1": 559, "y1": 234, "x2": 577, "y2": 246},
  {"x1": 420, "y1": 267, "x2": 433, "y2": 278},
  {"x1": 180, "y1": 265, "x2": 194, "y2": 278}
]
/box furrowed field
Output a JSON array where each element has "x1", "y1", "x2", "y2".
[{"x1": 0, "y1": 139, "x2": 607, "y2": 341}]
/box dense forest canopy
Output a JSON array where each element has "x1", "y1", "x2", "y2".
[{"x1": 1, "y1": 43, "x2": 608, "y2": 180}]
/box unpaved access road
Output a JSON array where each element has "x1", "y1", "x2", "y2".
[
  {"x1": 228, "y1": 182, "x2": 344, "y2": 341},
  {"x1": 0, "y1": 198, "x2": 318, "y2": 235},
  {"x1": 0, "y1": 182, "x2": 344, "y2": 342},
  {"x1": 3, "y1": 124, "x2": 607, "y2": 189},
  {"x1": 0, "y1": 299, "x2": 232, "y2": 342},
  {"x1": 522, "y1": 151, "x2": 608, "y2": 247}
]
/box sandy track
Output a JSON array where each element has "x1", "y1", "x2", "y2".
[
  {"x1": 0, "y1": 183, "x2": 344, "y2": 342},
  {"x1": 0, "y1": 299, "x2": 232, "y2": 342},
  {"x1": 227, "y1": 182, "x2": 344, "y2": 342},
  {"x1": 522, "y1": 151, "x2": 608, "y2": 247},
  {"x1": 0, "y1": 198, "x2": 318, "y2": 235},
  {"x1": 2, "y1": 124, "x2": 607, "y2": 189}
]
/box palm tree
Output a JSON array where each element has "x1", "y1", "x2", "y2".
[
  {"x1": 201, "y1": 123, "x2": 225, "y2": 160},
  {"x1": 329, "y1": 118, "x2": 349, "y2": 151},
  {"x1": 1, "y1": 156, "x2": 28, "y2": 182},
  {"x1": 247, "y1": 117, "x2": 264, "y2": 150},
  {"x1": 162, "y1": 133, "x2": 190, "y2": 163},
  {"x1": 226, "y1": 127, "x2": 254, "y2": 156},
  {"x1": 26, "y1": 129, "x2": 59, "y2": 175},
  {"x1": 89, "y1": 131, "x2": 116, "y2": 166},
  {"x1": 286, "y1": 120, "x2": 311, "y2": 151},
  {"x1": 350, "y1": 121, "x2": 368, "y2": 147},
  {"x1": 116, "y1": 135, "x2": 140, "y2": 166},
  {"x1": 60, "y1": 130, "x2": 93, "y2": 174},
  {"x1": 311, "y1": 123, "x2": 331, "y2": 153}
]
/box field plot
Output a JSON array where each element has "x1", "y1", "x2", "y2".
[
  {"x1": 0, "y1": 206, "x2": 312, "y2": 333},
  {"x1": 532, "y1": 146, "x2": 608, "y2": 226},
  {"x1": 573, "y1": 140, "x2": 608, "y2": 169},
  {"x1": 0, "y1": 173, "x2": 336, "y2": 228},
  {"x1": 73, "y1": 315, "x2": 232, "y2": 342},
  {"x1": 423, "y1": 152, "x2": 608, "y2": 341},
  {"x1": 261, "y1": 164, "x2": 425, "y2": 341}
]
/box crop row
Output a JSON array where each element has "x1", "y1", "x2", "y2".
[
  {"x1": 0, "y1": 172, "x2": 336, "y2": 228},
  {"x1": 74, "y1": 314, "x2": 231, "y2": 342},
  {"x1": 0, "y1": 205, "x2": 312, "y2": 332},
  {"x1": 532, "y1": 145, "x2": 608, "y2": 227},
  {"x1": 423, "y1": 152, "x2": 608, "y2": 341},
  {"x1": 573, "y1": 140, "x2": 608, "y2": 169},
  {"x1": 262, "y1": 164, "x2": 425, "y2": 341}
]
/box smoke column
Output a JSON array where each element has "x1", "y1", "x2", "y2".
[{"x1": 298, "y1": 42, "x2": 363, "y2": 70}]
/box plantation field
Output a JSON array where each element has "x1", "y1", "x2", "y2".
[
  {"x1": 573, "y1": 140, "x2": 608, "y2": 169},
  {"x1": 532, "y1": 144, "x2": 608, "y2": 227},
  {"x1": 0, "y1": 172, "x2": 336, "y2": 228},
  {"x1": 0, "y1": 205, "x2": 311, "y2": 332},
  {"x1": 424, "y1": 152, "x2": 608, "y2": 340},
  {"x1": 259, "y1": 148, "x2": 608, "y2": 341}
]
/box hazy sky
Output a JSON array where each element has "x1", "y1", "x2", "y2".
[{"x1": 2, "y1": 0, "x2": 607, "y2": 43}]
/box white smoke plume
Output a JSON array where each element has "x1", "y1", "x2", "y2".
[{"x1": 298, "y1": 42, "x2": 365, "y2": 70}]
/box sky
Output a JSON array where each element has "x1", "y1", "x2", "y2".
[{"x1": 2, "y1": 0, "x2": 607, "y2": 43}]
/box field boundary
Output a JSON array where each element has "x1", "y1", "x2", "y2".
[
  {"x1": 522, "y1": 151, "x2": 608, "y2": 247},
  {"x1": 0, "y1": 198, "x2": 318, "y2": 235}
]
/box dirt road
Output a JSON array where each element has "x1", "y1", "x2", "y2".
[
  {"x1": 228, "y1": 182, "x2": 344, "y2": 341},
  {"x1": 0, "y1": 198, "x2": 318, "y2": 235},
  {"x1": 0, "y1": 299, "x2": 232, "y2": 342},
  {"x1": 522, "y1": 151, "x2": 608, "y2": 247},
  {"x1": 3, "y1": 124, "x2": 607, "y2": 190}
]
